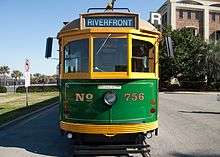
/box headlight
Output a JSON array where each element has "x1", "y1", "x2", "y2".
[{"x1": 104, "y1": 92, "x2": 117, "y2": 106}]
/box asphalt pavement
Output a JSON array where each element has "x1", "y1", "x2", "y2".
[{"x1": 0, "y1": 93, "x2": 219, "y2": 157}]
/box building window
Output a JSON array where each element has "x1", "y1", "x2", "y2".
[
  {"x1": 187, "y1": 11, "x2": 191, "y2": 19},
  {"x1": 219, "y1": 14, "x2": 220, "y2": 23},
  {"x1": 179, "y1": 10, "x2": 183, "y2": 19},
  {"x1": 162, "y1": 13, "x2": 167, "y2": 25},
  {"x1": 217, "y1": 32, "x2": 220, "y2": 41},
  {"x1": 195, "y1": 12, "x2": 199, "y2": 20},
  {"x1": 212, "y1": 13, "x2": 216, "y2": 21},
  {"x1": 186, "y1": 27, "x2": 198, "y2": 36},
  {"x1": 209, "y1": 31, "x2": 220, "y2": 42}
]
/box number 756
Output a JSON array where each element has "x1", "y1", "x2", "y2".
[{"x1": 124, "y1": 93, "x2": 145, "y2": 101}]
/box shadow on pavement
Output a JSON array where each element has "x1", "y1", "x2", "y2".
[
  {"x1": 179, "y1": 110, "x2": 220, "y2": 115},
  {"x1": 0, "y1": 106, "x2": 74, "y2": 157},
  {"x1": 170, "y1": 152, "x2": 220, "y2": 157}
]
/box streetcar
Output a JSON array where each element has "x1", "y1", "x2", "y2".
[{"x1": 45, "y1": 2, "x2": 160, "y2": 156}]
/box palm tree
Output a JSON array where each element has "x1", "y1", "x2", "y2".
[
  {"x1": 32, "y1": 73, "x2": 41, "y2": 84},
  {"x1": 11, "y1": 70, "x2": 23, "y2": 85},
  {"x1": 0, "y1": 66, "x2": 10, "y2": 86}
]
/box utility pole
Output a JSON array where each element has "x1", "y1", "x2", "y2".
[{"x1": 24, "y1": 59, "x2": 30, "y2": 107}]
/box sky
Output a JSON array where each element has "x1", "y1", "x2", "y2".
[{"x1": 0, "y1": 0, "x2": 164, "y2": 75}]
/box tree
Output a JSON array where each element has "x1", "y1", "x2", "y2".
[
  {"x1": 11, "y1": 70, "x2": 23, "y2": 80},
  {"x1": 11, "y1": 70, "x2": 23, "y2": 85},
  {"x1": 32, "y1": 73, "x2": 42, "y2": 84},
  {"x1": 0, "y1": 66, "x2": 10, "y2": 86},
  {"x1": 160, "y1": 27, "x2": 209, "y2": 82},
  {"x1": 206, "y1": 41, "x2": 220, "y2": 82}
]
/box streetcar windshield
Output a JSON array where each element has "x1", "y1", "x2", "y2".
[
  {"x1": 94, "y1": 37, "x2": 127, "y2": 72},
  {"x1": 64, "y1": 39, "x2": 89, "y2": 73}
]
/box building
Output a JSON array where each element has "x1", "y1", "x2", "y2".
[{"x1": 158, "y1": 0, "x2": 220, "y2": 41}]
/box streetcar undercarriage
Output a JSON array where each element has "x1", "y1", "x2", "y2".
[{"x1": 61, "y1": 131, "x2": 158, "y2": 157}]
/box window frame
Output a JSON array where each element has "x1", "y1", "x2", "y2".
[
  {"x1": 93, "y1": 35, "x2": 128, "y2": 73},
  {"x1": 63, "y1": 38, "x2": 89, "y2": 73},
  {"x1": 91, "y1": 34, "x2": 129, "y2": 79},
  {"x1": 60, "y1": 33, "x2": 159, "y2": 80},
  {"x1": 61, "y1": 35, "x2": 91, "y2": 79},
  {"x1": 129, "y1": 34, "x2": 158, "y2": 79}
]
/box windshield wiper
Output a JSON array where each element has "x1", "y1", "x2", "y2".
[
  {"x1": 96, "y1": 34, "x2": 112, "y2": 55},
  {"x1": 94, "y1": 66, "x2": 104, "y2": 72}
]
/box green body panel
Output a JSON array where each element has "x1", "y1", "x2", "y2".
[{"x1": 60, "y1": 79, "x2": 158, "y2": 124}]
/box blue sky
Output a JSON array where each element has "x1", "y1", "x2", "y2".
[{"x1": 0, "y1": 0, "x2": 164, "y2": 75}]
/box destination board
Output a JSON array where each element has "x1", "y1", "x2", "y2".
[{"x1": 85, "y1": 16, "x2": 136, "y2": 28}]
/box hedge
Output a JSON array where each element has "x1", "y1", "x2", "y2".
[
  {"x1": 16, "y1": 85, "x2": 58, "y2": 93},
  {"x1": 0, "y1": 86, "x2": 7, "y2": 93}
]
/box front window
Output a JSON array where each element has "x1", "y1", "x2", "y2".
[
  {"x1": 132, "y1": 39, "x2": 155, "y2": 73},
  {"x1": 94, "y1": 35, "x2": 127, "y2": 72},
  {"x1": 64, "y1": 39, "x2": 89, "y2": 73}
]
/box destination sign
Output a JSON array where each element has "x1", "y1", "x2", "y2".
[{"x1": 85, "y1": 16, "x2": 136, "y2": 28}]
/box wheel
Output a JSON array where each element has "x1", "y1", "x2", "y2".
[
  {"x1": 142, "y1": 152, "x2": 151, "y2": 157},
  {"x1": 60, "y1": 129, "x2": 65, "y2": 136}
]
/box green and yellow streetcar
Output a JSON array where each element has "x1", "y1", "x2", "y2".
[{"x1": 46, "y1": 2, "x2": 160, "y2": 156}]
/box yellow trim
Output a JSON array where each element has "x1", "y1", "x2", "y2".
[
  {"x1": 128, "y1": 34, "x2": 132, "y2": 77},
  {"x1": 58, "y1": 29, "x2": 159, "y2": 39},
  {"x1": 89, "y1": 34, "x2": 93, "y2": 74},
  {"x1": 61, "y1": 73, "x2": 90, "y2": 80},
  {"x1": 63, "y1": 34, "x2": 90, "y2": 47},
  {"x1": 92, "y1": 33, "x2": 127, "y2": 39},
  {"x1": 132, "y1": 34, "x2": 156, "y2": 44},
  {"x1": 58, "y1": 29, "x2": 91, "y2": 38},
  {"x1": 155, "y1": 42, "x2": 159, "y2": 78},
  {"x1": 60, "y1": 121, "x2": 158, "y2": 136},
  {"x1": 91, "y1": 72, "x2": 128, "y2": 79},
  {"x1": 129, "y1": 73, "x2": 157, "y2": 79}
]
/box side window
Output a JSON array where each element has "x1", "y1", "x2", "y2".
[
  {"x1": 132, "y1": 39, "x2": 155, "y2": 73},
  {"x1": 64, "y1": 39, "x2": 89, "y2": 73}
]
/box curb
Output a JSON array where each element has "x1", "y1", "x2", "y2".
[
  {"x1": 0, "y1": 102, "x2": 59, "y2": 130},
  {"x1": 161, "y1": 91, "x2": 220, "y2": 95}
]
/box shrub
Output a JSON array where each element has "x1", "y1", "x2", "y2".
[
  {"x1": 160, "y1": 80, "x2": 220, "y2": 91},
  {"x1": 0, "y1": 86, "x2": 7, "y2": 93},
  {"x1": 16, "y1": 85, "x2": 58, "y2": 93}
]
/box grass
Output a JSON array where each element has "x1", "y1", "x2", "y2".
[
  {"x1": 0, "y1": 92, "x2": 59, "y2": 125},
  {"x1": 0, "y1": 92, "x2": 58, "y2": 115}
]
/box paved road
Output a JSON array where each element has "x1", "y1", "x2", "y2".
[
  {"x1": 149, "y1": 92, "x2": 220, "y2": 157},
  {"x1": 0, "y1": 93, "x2": 219, "y2": 157}
]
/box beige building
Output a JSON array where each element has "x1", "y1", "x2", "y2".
[{"x1": 158, "y1": 0, "x2": 220, "y2": 41}]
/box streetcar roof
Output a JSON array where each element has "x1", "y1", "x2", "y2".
[{"x1": 59, "y1": 12, "x2": 160, "y2": 35}]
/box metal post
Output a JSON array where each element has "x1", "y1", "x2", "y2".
[
  {"x1": 26, "y1": 87, "x2": 28, "y2": 107},
  {"x1": 13, "y1": 79, "x2": 16, "y2": 93}
]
